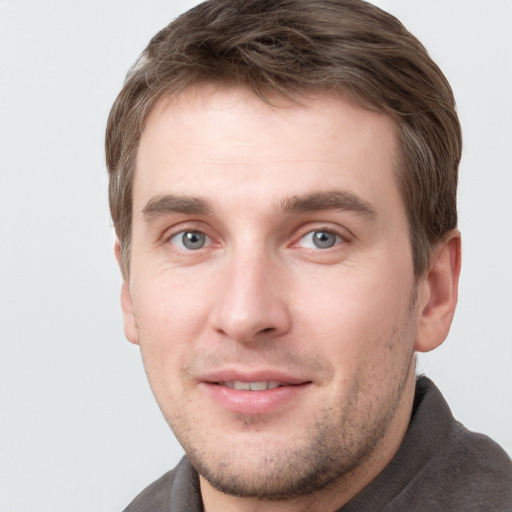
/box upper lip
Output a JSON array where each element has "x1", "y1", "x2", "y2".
[{"x1": 199, "y1": 369, "x2": 311, "y2": 386}]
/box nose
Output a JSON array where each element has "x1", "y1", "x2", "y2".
[{"x1": 210, "y1": 249, "x2": 292, "y2": 343}]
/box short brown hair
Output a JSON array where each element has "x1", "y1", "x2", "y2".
[{"x1": 106, "y1": 0, "x2": 462, "y2": 278}]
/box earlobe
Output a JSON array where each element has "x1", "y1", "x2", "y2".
[
  {"x1": 415, "y1": 230, "x2": 461, "y2": 353},
  {"x1": 120, "y1": 282, "x2": 140, "y2": 345},
  {"x1": 114, "y1": 240, "x2": 139, "y2": 345}
]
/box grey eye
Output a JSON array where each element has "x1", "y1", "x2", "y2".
[
  {"x1": 312, "y1": 231, "x2": 337, "y2": 248},
  {"x1": 170, "y1": 231, "x2": 208, "y2": 250},
  {"x1": 182, "y1": 231, "x2": 206, "y2": 250},
  {"x1": 298, "y1": 230, "x2": 341, "y2": 249}
]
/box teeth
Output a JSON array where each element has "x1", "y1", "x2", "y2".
[
  {"x1": 221, "y1": 380, "x2": 282, "y2": 391},
  {"x1": 249, "y1": 381, "x2": 269, "y2": 391}
]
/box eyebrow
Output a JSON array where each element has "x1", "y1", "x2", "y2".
[
  {"x1": 280, "y1": 191, "x2": 376, "y2": 218},
  {"x1": 142, "y1": 189, "x2": 376, "y2": 222},
  {"x1": 143, "y1": 194, "x2": 212, "y2": 221}
]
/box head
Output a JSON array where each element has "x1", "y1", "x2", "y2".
[
  {"x1": 106, "y1": 0, "x2": 462, "y2": 508},
  {"x1": 106, "y1": 0, "x2": 461, "y2": 280}
]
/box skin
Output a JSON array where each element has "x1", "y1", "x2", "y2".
[{"x1": 118, "y1": 84, "x2": 461, "y2": 512}]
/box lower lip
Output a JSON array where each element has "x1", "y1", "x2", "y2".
[{"x1": 201, "y1": 382, "x2": 309, "y2": 415}]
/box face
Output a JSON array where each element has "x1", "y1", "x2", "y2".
[{"x1": 122, "y1": 85, "x2": 422, "y2": 502}]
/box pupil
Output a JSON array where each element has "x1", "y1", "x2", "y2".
[
  {"x1": 313, "y1": 231, "x2": 336, "y2": 249},
  {"x1": 183, "y1": 231, "x2": 205, "y2": 250}
]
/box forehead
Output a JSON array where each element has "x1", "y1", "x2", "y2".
[{"x1": 134, "y1": 84, "x2": 402, "y2": 218}]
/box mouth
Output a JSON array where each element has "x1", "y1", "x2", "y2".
[
  {"x1": 200, "y1": 374, "x2": 311, "y2": 415},
  {"x1": 216, "y1": 380, "x2": 292, "y2": 391}
]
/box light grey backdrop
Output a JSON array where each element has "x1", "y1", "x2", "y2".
[{"x1": 1, "y1": 1, "x2": 511, "y2": 511}]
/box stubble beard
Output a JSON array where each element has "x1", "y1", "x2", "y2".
[
  {"x1": 176, "y1": 342, "x2": 416, "y2": 501},
  {"x1": 150, "y1": 290, "x2": 419, "y2": 502}
]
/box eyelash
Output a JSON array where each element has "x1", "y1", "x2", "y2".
[
  {"x1": 168, "y1": 230, "x2": 213, "y2": 251},
  {"x1": 164, "y1": 226, "x2": 348, "y2": 253},
  {"x1": 294, "y1": 229, "x2": 345, "y2": 250}
]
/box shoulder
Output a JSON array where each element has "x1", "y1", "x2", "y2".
[
  {"x1": 122, "y1": 469, "x2": 177, "y2": 512},
  {"x1": 436, "y1": 420, "x2": 512, "y2": 507},
  {"x1": 397, "y1": 378, "x2": 512, "y2": 511},
  {"x1": 122, "y1": 457, "x2": 202, "y2": 512}
]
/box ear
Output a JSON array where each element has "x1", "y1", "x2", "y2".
[
  {"x1": 115, "y1": 240, "x2": 139, "y2": 345},
  {"x1": 415, "y1": 230, "x2": 461, "y2": 353}
]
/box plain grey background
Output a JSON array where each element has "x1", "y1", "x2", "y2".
[{"x1": 0, "y1": 1, "x2": 511, "y2": 511}]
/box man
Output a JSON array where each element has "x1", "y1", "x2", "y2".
[{"x1": 105, "y1": 0, "x2": 512, "y2": 510}]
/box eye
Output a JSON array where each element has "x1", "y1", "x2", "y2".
[
  {"x1": 169, "y1": 230, "x2": 210, "y2": 251},
  {"x1": 297, "y1": 230, "x2": 342, "y2": 249}
]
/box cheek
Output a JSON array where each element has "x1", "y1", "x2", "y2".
[
  {"x1": 133, "y1": 265, "x2": 216, "y2": 332},
  {"x1": 130, "y1": 271, "x2": 216, "y2": 386},
  {"x1": 290, "y1": 264, "x2": 415, "y2": 363}
]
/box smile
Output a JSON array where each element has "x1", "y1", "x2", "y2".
[
  {"x1": 218, "y1": 381, "x2": 285, "y2": 391},
  {"x1": 202, "y1": 377, "x2": 311, "y2": 415}
]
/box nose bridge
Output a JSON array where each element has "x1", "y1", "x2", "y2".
[{"x1": 212, "y1": 240, "x2": 290, "y2": 342}]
